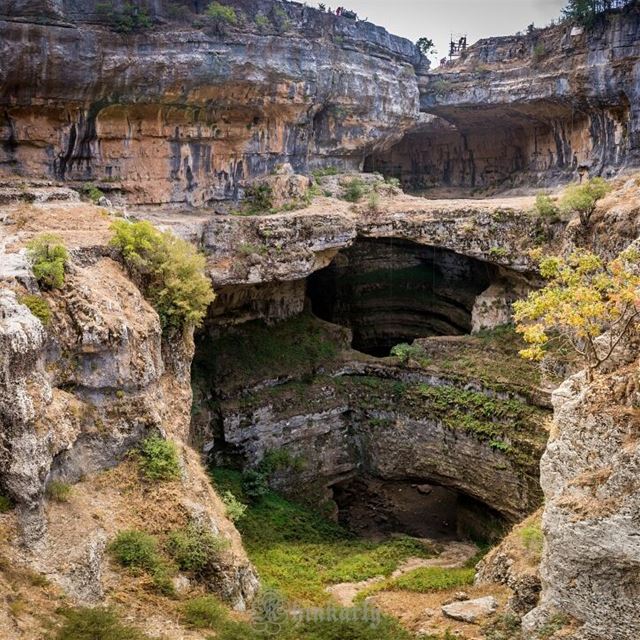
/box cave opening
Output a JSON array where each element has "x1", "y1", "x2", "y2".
[
  {"x1": 331, "y1": 475, "x2": 508, "y2": 543},
  {"x1": 307, "y1": 237, "x2": 498, "y2": 357}
]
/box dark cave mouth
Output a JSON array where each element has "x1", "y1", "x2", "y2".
[
  {"x1": 331, "y1": 475, "x2": 508, "y2": 543},
  {"x1": 307, "y1": 237, "x2": 498, "y2": 357}
]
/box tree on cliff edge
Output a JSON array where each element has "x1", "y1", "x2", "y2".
[{"x1": 514, "y1": 247, "x2": 640, "y2": 380}]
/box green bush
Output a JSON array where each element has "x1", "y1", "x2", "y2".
[
  {"x1": 181, "y1": 595, "x2": 228, "y2": 629},
  {"x1": 0, "y1": 495, "x2": 13, "y2": 513},
  {"x1": 167, "y1": 523, "x2": 228, "y2": 575},
  {"x1": 96, "y1": 2, "x2": 152, "y2": 33},
  {"x1": 109, "y1": 529, "x2": 175, "y2": 595},
  {"x1": 55, "y1": 607, "x2": 150, "y2": 640},
  {"x1": 26, "y1": 233, "x2": 69, "y2": 289},
  {"x1": 110, "y1": 220, "x2": 214, "y2": 331},
  {"x1": 254, "y1": 13, "x2": 271, "y2": 31},
  {"x1": 560, "y1": 177, "x2": 611, "y2": 226},
  {"x1": 534, "y1": 194, "x2": 559, "y2": 219},
  {"x1": 109, "y1": 530, "x2": 160, "y2": 572},
  {"x1": 342, "y1": 177, "x2": 366, "y2": 202},
  {"x1": 244, "y1": 183, "x2": 274, "y2": 213},
  {"x1": 220, "y1": 490, "x2": 247, "y2": 522},
  {"x1": 390, "y1": 342, "x2": 430, "y2": 366},
  {"x1": 138, "y1": 434, "x2": 181, "y2": 481},
  {"x1": 241, "y1": 469, "x2": 269, "y2": 502},
  {"x1": 299, "y1": 613, "x2": 414, "y2": 640},
  {"x1": 46, "y1": 481, "x2": 72, "y2": 503},
  {"x1": 205, "y1": 2, "x2": 237, "y2": 24},
  {"x1": 80, "y1": 183, "x2": 104, "y2": 204},
  {"x1": 18, "y1": 294, "x2": 51, "y2": 326}
]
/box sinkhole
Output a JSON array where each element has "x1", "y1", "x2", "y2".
[
  {"x1": 307, "y1": 237, "x2": 498, "y2": 356},
  {"x1": 331, "y1": 476, "x2": 507, "y2": 542}
]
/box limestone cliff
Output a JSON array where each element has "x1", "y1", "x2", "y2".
[
  {"x1": 0, "y1": 0, "x2": 422, "y2": 206},
  {"x1": 369, "y1": 4, "x2": 640, "y2": 191}
]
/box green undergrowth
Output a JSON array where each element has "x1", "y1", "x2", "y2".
[
  {"x1": 181, "y1": 594, "x2": 414, "y2": 640},
  {"x1": 355, "y1": 565, "x2": 475, "y2": 602},
  {"x1": 410, "y1": 325, "x2": 542, "y2": 393},
  {"x1": 210, "y1": 468, "x2": 434, "y2": 605},
  {"x1": 54, "y1": 607, "x2": 150, "y2": 640},
  {"x1": 193, "y1": 313, "x2": 348, "y2": 390}
]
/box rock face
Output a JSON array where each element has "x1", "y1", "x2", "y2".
[
  {"x1": 0, "y1": 0, "x2": 422, "y2": 205},
  {"x1": 523, "y1": 354, "x2": 640, "y2": 640},
  {"x1": 0, "y1": 209, "x2": 258, "y2": 611},
  {"x1": 368, "y1": 6, "x2": 640, "y2": 190}
]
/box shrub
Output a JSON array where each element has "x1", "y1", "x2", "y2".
[
  {"x1": 55, "y1": 607, "x2": 149, "y2": 640},
  {"x1": 259, "y1": 449, "x2": 305, "y2": 474},
  {"x1": 96, "y1": 2, "x2": 152, "y2": 33},
  {"x1": 167, "y1": 523, "x2": 228, "y2": 575},
  {"x1": 241, "y1": 469, "x2": 269, "y2": 502},
  {"x1": 205, "y1": 2, "x2": 237, "y2": 24},
  {"x1": 110, "y1": 220, "x2": 215, "y2": 331},
  {"x1": 367, "y1": 191, "x2": 380, "y2": 212},
  {"x1": 342, "y1": 177, "x2": 365, "y2": 202},
  {"x1": 532, "y1": 42, "x2": 546, "y2": 62},
  {"x1": 560, "y1": 176, "x2": 611, "y2": 226},
  {"x1": 46, "y1": 480, "x2": 72, "y2": 503},
  {"x1": 220, "y1": 490, "x2": 247, "y2": 522},
  {"x1": 254, "y1": 13, "x2": 271, "y2": 31},
  {"x1": 520, "y1": 522, "x2": 544, "y2": 560},
  {"x1": 18, "y1": 294, "x2": 51, "y2": 326},
  {"x1": 181, "y1": 596, "x2": 228, "y2": 629},
  {"x1": 244, "y1": 183, "x2": 274, "y2": 212},
  {"x1": 390, "y1": 342, "x2": 430, "y2": 365},
  {"x1": 138, "y1": 434, "x2": 180, "y2": 481},
  {"x1": 109, "y1": 530, "x2": 160, "y2": 572},
  {"x1": 80, "y1": 183, "x2": 104, "y2": 203},
  {"x1": 26, "y1": 233, "x2": 69, "y2": 289},
  {"x1": 0, "y1": 495, "x2": 13, "y2": 513},
  {"x1": 534, "y1": 194, "x2": 559, "y2": 219}
]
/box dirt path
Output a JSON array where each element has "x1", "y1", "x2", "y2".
[{"x1": 326, "y1": 540, "x2": 479, "y2": 606}]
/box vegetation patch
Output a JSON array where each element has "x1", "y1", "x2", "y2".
[
  {"x1": 55, "y1": 607, "x2": 150, "y2": 640},
  {"x1": 356, "y1": 566, "x2": 474, "y2": 601},
  {"x1": 108, "y1": 529, "x2": 175, "y2": 595},
  {"x1": 167, "y1": 522, "x2": 228, "y2": 576},
  {"x1": 26, "y1": 233, "x2": 69, "y2": 289},
  {"x1": 342, "y1": 177, "x2": 367, "y2": 202},
  {"x1": 137, "y1": 434, "x2": 181, "y2": 482},
  {"x1": 181, "y1": 595, "x2": 228, "y2": 629},
  {"x1": 18, "y1": 293, "x2": 51, "y2": 326},
  {"x1": 110, "y1": 219, "x2": 214, "y2": 331},
  {"x1": 46, "y1": 481, "x2": 72, "y2": 503},
  {"x1": 211, "y1": 468, "x2": 432, "y2": 605},
  {"x1": 95, "y1": 2, "x2": 152, "y2": 33}
]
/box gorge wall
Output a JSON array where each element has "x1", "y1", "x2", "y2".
[
  {"x1": 0, "y1": 0, "x2": 423, "y2": 205},
  {"x1": 367, "y1": 5, "x2": 640, "y2": 191}
]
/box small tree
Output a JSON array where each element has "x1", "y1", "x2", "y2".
[
  {"x1": 416, "y1": 37, "x2": 436, "y2": 57},
  {"x1": 562, "y1": 0, "x2": 600, "y2": 27},
  {"x1": 514, "y1": 247, "x2": 640, "y2": 379},
  {"x1": 560, "y1": 176, "x2": 611, "y2": 226}
]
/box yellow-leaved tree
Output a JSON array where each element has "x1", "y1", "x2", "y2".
[{"x1": 514, "y1": 246, "x2": 640, "y2": 380}]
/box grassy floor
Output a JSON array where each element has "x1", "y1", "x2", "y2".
[{"x1": 211, "y1": 468, "x2": 434, "y2": 606}]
